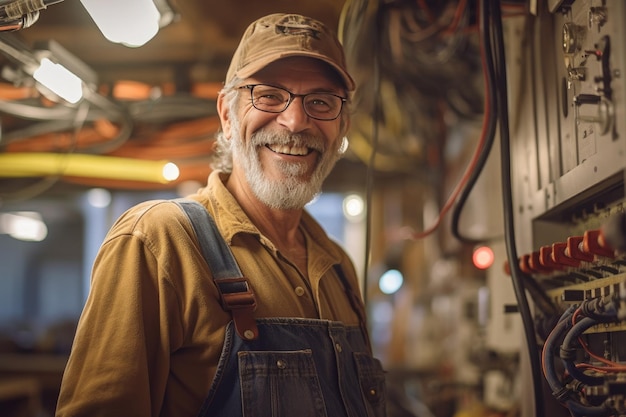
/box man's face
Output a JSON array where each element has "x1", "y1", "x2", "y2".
[{"x1": 222, "y1": 57, "x2": 348, "y2": 210}]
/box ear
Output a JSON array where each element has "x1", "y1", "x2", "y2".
[
  {"x1": 339, "y1": 114, "x2": 351, "y2": 138},
  {"x1": 343, "y1": 117, "x2": 351, "y2": 137},
  {"x1": 217, "y1": 92, "x2": 232, "y2": 139}
]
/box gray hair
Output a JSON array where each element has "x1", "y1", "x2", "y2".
[{"x1": 210, "y1": 78, "x2": 240, "y2": 173}]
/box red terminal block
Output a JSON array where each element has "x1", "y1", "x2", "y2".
[
  {"x1": 552, "y1": 242, "x2": 581, "y2": 267},
  {"x1": 528, "y1": 251, "x2": 553, "y2": 273},
  {"x1": 503, "y1": 260, "x2": 511, "y2": 276},
  {"x1": 519, "y1": 254, "x2": 533, "y2": 274},
  {"x1": 567, "y1": 235, "x2": 595, "y2": 262},
  {"x1": 583, "y1": 229, "x2": 615, "y2": 258},
  {"x1": 539, "y1": 245, "x2": 564, "y2": 270}
]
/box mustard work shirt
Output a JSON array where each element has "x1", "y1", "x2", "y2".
[{"x1": 55, "y1": 171, "x2": 364, "y2": 417}]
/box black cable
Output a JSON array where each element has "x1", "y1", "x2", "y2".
[
  {"x1": 489, "y1": 0, "x2": 545, "y2": 416},
  {"x1": 362, "y1": 0, "x2": 383, "y2": 305},
  {"x1": 450, "y1": 0, "x2": 499, "y2": 245},
  {"x1": 480, "y1": 1, "x2": 554, "y2": 321},
  {"x1": 486, "y1": 3, "x2": 557, "y2": 321}
]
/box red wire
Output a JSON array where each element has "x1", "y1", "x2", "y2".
[
  {"x1": 408, "y1": 0, "x2": 490, "y2": 240},
  {"x1": 416, "y1": 0, "x2": 436, "y2": 23},
  {"x1": 444, "y1": 0, "x2": 468, "y2": 34},
  {"x1": 570, "y1": 306, "x2": 624, "y2": 370}
]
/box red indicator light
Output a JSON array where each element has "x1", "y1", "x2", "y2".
[{"x1": 473, "y1": 246, "x2": 494, "y2": 270}]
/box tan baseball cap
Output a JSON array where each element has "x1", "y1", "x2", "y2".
[{"x1": 225, "y1": 13, "x2": 355, "y2": 91}]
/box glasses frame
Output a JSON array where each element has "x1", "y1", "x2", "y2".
[{"x1": 239, "y1": 84, "x2": 347, "y2": 121}]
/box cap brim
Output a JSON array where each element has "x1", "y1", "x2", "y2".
[{"x1": 234, "y1": 51, "x2": 355, "y2": 92}]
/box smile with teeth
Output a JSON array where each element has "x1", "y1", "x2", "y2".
[{"x1": 266, "y1": 144, "x2": 312, "y2": 156}]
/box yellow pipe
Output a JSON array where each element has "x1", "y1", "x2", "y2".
[{"x1": 0, "y1": 152, "x2": 179, "y2": 184}]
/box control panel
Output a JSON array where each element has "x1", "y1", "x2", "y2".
[{"x1": 506, "y1": 1, "x2": 626, "y2": 416}]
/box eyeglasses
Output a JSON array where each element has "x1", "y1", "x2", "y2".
[{"x1": 239, "y1": 84, "x2": 346, "y2": 121}]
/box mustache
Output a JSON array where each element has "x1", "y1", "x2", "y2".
[{"x1": 250, "y1": 129, "x2": 326, "y2": 153}]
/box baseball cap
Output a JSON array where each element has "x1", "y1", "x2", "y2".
[{"x1": 225, "y1": 13, "x2": 355, "y2": 91}]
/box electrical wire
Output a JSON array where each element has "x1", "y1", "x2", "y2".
[
  {"x1": 449, "y1": 2, "x2": 562, "y2": 328},
  {"x1": 541, "y1": 302, "x2": 622, "y2": 417},
  {"x1": 443, "y1": 0, "x2": 469, "y2": 35},
  {"x1": 0, "y1": 98, "x2": 80, "y2": 121},
  {"x1": 342, "y1": 0, "x2": 484, "y2": 241},
  {"x1": 561, "y1": 316, "x2": 605, "y2": 386},
  {"x1": 0, "y1": 88, "x2": 86, "y2": 202},
  {"x1": 449, "y1": 0, "x2": 498, "y2": 245},
  {"x1": 573, "y1": 300, "x2": 625, "y2": 370},
  {"x1": 362, "y1": 0, "x2": 383, "y2": 305},
  {"x1": 0, "y1": 0, "x2": 64, "y2": 20},
  {"x1": 541, "y1": 306, "x2": 574, "y2": 395},
  {"x1": 360, "y1": 0, "x2": 500, "y2": 242},
  {"x1": 338, "y1": 0, "x2": 377, "y2": 301},
  {"x1": 488, "y1": 0, "x2": 546, "y2": 416},
  {"x1": 407, "y1": 102, "x2": 487, "y2": 239},
  {"x1": 541, "y1": 313, "x2": 613, "y2": 417}
]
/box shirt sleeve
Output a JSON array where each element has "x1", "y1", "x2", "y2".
[{"x1": 55, "y1": 228, "x2": 181, "y2": 417}]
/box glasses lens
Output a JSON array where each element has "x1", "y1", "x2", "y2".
[
  {"x1": 251, "y1": 85, "x2": 289, "y2": 112},
  {"x1": 247, "y1": 85, "x2": 344, "y2": 120},
  {"x1": 303, "y1": 94, "x2": 343, "y2": 120}
]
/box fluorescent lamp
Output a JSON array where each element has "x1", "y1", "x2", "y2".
[
  {"x1": 34, "y1": 40, "x2": 99, "y2": 87},
  {"x1": 80, "y1": 0, "x2": 161, "y2": 47},
  {"x1": 33, "y1": 57, "x2": 83, "y2": 103}
]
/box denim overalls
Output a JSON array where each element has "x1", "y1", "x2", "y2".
[{"x1": 176, "y1": 200, "x2": 387, "y2": 417}]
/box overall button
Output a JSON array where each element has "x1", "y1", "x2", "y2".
[
  {"x1": 335, "y1": 343, "x2": 342, "y2": 353},
  {"x1": 276, "y1": 359, "x2": 287, "y2": 369},
  {"x1": 294, "y1": 286, "x2": 305, "y2": 296},
  {"x1": 367, "y1": 387, "x2": 381, "y2": 402}
]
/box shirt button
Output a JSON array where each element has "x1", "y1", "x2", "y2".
[
  {"x1": 335, "y1": 343, "x2": 343, "y2": 353},
  {"x1": 294, "y1": 286, "x2": 305, "y2": 296}
]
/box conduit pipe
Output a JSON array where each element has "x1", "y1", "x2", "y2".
[{"x1": 0, "y1": 152, "x2": 179, "y2": 184}]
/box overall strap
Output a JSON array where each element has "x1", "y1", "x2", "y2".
[
  {"x1": 174, "y1": 199, "x2": 259, "y2": 340},
  {"x1": 333, "y1": 265, "x2": 373, "y2": 353}
]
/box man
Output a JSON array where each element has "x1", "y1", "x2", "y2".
[{"x1": 56, "y1": 13, "x2": 386, "y2": 417}]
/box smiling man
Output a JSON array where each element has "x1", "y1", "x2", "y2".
[{"x1": 56, "y1": 13, "x2": 387, "y2": 417}]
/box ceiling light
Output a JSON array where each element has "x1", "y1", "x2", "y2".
[
  {"x1": 342, "y1": 194, "x2": 365, "y2": 222},
  {"x1": 33, "y1": 57, "x2": 83, "y2": 103},
  {"x1": 0, "y1": 212, "x2": 48, "y2": 242},
  {"x1": 379, "y1": 269, "x2": 404, "y2": 295},
  {"x1": 86, "y1": 188, "x2": 112, "y2": 208},
  {"x1": 79, "y1": 0, "x2": 161, "y2": 47}
]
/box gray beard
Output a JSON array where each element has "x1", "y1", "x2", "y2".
[{"x1": 231, "y1": 126, "x2": 341, "y2": 210}]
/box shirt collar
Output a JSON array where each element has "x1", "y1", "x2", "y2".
[{"x1": 197, "y1": 170, "x2": 344, "y2": 264}]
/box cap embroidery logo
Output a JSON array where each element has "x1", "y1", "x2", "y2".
[
  {"x1": 275, "y1": 24, "x2": 321, "y2": 39},
  {"x1": 274, "y1": 16, "x2": 322, "y2": 39}
]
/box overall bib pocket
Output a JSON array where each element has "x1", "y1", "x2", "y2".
[{"x1": 239, "y1": 349, "x2": 328, "y2": 417}]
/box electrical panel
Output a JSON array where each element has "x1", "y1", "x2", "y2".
[{"x1": 507, "y1": 1, "x2": 626, "y2": 416}]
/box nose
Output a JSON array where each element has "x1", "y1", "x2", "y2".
[{"x1": 276, "y1": 96, "x2": 310, "y2": 132}]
